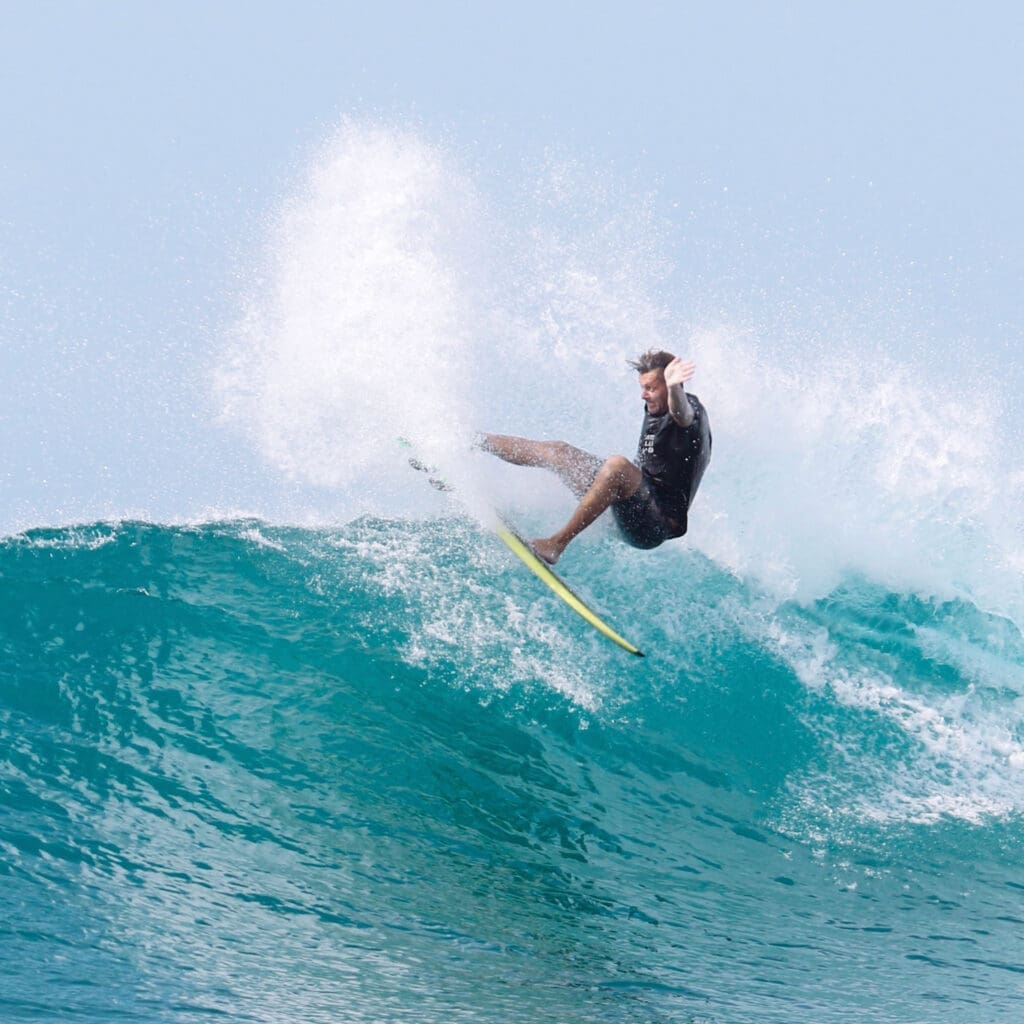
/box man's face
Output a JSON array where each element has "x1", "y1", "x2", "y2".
[{"x1": 639, "y1": 370, "x2": 668, "y2": 415}]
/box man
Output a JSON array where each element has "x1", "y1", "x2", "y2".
[{"x1": 480, "y1": 351, "x2": 711, "y2": 565}]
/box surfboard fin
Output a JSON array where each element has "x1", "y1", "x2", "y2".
[{"x1": 398, "y1": 438, "x2": 452, "y2": 491}]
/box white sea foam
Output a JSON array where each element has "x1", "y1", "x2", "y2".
[
  {"x1": 686, "y1": 327, "x2": 1024, "y2": 620},
  {"x1": 763, "y1": 609, "x2": 1024, "y2": 827},
  {"x1": 237, "y1": 526, "x2": 288, "y2": 553},
  {"x1": 323, "y1": 519, "x2": 606, "y2": 711},
  {"x1": 214, "y1": 121, "x2": 679, "y2": 531},
  {"x1": 215, "y1": 124, "x2": 483, "y2": 500},
  {"x1": 216, "y1": 118, "x2": 1024, "y2": 625},
  {"x1": 14, "y1": 525, "x2": 119, "y2": 552}
]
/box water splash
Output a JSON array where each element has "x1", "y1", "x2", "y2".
[{"x1": 215, "y1": 119, "x2": 1024, "y2": 625}]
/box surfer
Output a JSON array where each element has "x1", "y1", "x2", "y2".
[{"x1": 480, "y1": 350, "x2": 711, "y2": 565}]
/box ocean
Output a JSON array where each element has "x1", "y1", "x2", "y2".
[
  {"x1": 4, "y1": 122, "x2": 1024, "y2": 1022},
  {"x1": 3, "y1": 513, "x2": 1024, "y2": 1022}
]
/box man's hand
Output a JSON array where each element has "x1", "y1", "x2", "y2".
[
  {"x1": 665, "y1": 358, "x2": 696, "y2": 427},
  {"x1": 664, "y1": 357, "x2": 696, "y2": 389}
]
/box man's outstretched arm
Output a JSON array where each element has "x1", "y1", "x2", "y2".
[{"x1": 664, "y1": 357, "x2": 697, "y2": 428}]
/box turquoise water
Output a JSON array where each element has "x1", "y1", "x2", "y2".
[{"x1": 4, "y1": 516, "x2": 1024, "y2": 1022}]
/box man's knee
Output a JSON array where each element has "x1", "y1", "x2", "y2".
[
  {"x1": 596, "y1": 455, "x2": 642, "y2": 497},
  {"x1": 599, "y1": 455, "x2": 635, "y2": 478}
]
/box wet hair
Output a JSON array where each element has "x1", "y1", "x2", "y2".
[{"x1": 627, "y1": 349, "x2": 675, "y2": 374}]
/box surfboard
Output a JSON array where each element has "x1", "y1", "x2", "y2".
[
  {"x1": 400, "y1": 440, "x2": 644, "y2": 657},
  {"x1": 494, "y1": 522, "x2": 644, "y2": 657}
]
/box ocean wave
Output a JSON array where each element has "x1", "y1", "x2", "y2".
[{"x1": 4, "y1": 518, "x2": 1024, "y2": 1021}]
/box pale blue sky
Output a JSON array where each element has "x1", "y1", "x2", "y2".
[{"x1": 3, "y1": 2, "x2": 1022, "y2": 531}]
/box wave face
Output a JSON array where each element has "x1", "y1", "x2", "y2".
[{"x1": 4, "y1": 518, "x2": 1024, "y2": 1023}]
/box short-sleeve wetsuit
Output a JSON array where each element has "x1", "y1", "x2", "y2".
[{"x1": 611, "y1": 392, "x2": 712, "y2": 549}]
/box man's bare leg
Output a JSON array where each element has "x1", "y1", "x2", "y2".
[
  {"x1": 480, "y1": 434, "x2": 643, "y2": 564},
  {"x1": 530, "y1": 456, "x2": 643, "y2": 565},
  {"x1": 479, "y1": 434, "x2": 602, "y2": 498}
]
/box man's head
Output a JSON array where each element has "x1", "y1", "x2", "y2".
[{"x1": 628, "y1": 349, "x2": 675, "y2": 415}]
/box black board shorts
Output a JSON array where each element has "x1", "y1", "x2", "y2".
[{"x1": 611, "y1": 478, "x2": 685, "y2": 550}]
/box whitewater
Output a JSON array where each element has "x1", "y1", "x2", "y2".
[{"x1": 4, "y1": 123, "x2": 1024, "y2": 1022}]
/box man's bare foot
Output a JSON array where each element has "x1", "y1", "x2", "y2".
[{"x1": 530, "y1": 536, "x2": 565, "y2": 566}]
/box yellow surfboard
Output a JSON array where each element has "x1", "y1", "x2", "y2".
[
  {"x1": 400, "y1": 439, "x2": 644, "y2": 657},
  {"x1": 496, "y1": 523, "x2": 644, "y2": 657}
]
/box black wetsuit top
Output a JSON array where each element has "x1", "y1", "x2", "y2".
[
  {"x1": 610, "y1": 392, "x2": 711, "y2": 548},
  {"x1": 636, "y1": 392, "x2": 711, "y2": 528}
]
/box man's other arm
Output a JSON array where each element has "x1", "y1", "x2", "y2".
[{"x1": 664, "y1": 357, "x2": 697, "y2": 428}]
